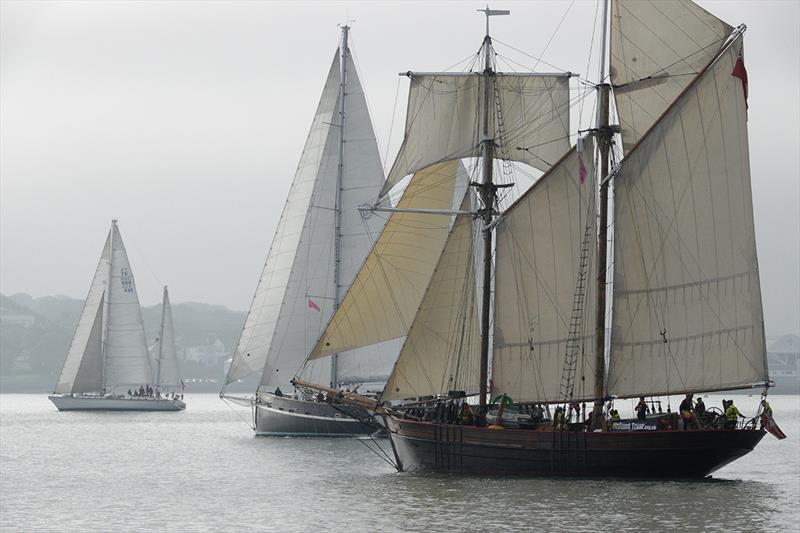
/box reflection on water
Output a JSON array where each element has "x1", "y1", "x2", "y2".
[{"x1": 0, "y1": 394, "x2": 797, "y2": 532}]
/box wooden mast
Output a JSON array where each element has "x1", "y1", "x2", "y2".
[
  {"x1": 476, "y1": 7, "x2": 506, "y2": 425},
  {"x1": 592, "y1": 0, "x2": 611, "y2": 430}
]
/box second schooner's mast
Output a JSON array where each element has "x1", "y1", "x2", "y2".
[{"x1": 330, "y1": 24, "x2": 349, "y2": 388}]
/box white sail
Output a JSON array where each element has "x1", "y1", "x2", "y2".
[
  {"x1": 309, "y1": 160, "x2": 467, "y2": 359},
  {"x1": 155, "y1": 287, "x2": 180, "y2": 389},
  {"x1": 54, "y1": 230, "x2": 111, "y2": 394},
  {"x1": 610, "y1": 0, "x2": 733, "y2": 152},
  {"x1": 380, "y1": 73, "x2": 571, "y2": 196},
  {"x1": 608, "y1": 36, "x2": 768, "y2": 398},
  {"x1": 383, "y1": 203, "x2": 480, "y2": 401},
  {"x1": 492, "y1": 140, "x2": 598, "y2": 403},
  {"x1": 103, "y1": 221, "x2": 153, "y2": 389},
  {"x1": 223, "y1": 45, "x2": 386, "y2": 392}
]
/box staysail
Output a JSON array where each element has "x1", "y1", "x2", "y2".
[
  {"x1": 224, "y1": 46, "x2": 386, "y2": 393},
  {"x1": 155, "y1": 286, "x2": 180, "y2": 389},
  {"x1": 492, "y1": 139, "x2": 598, "y2": 403},
  {"x1": 54, "y1": 230, "x2": 111, "y2": 394},
  {"x1": 610, "y1": 0, "x2": 733, "y2": 152},
  {"x1": 309, "y1": 160, "x2": 468, "y2": 359},
  {"x1": 382, "y1": 201, "x2": 480, "y2": 401},
  {"x1": 608, "y1": 35, "x2": 768, "y2": 398},
  {"x1": 380, "y1": 72, "x2": 572, "y2": 196}
]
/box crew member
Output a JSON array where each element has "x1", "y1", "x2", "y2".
[
  {"x1": 635, "y1": 397, "x2": 650, "y2": 420},
  {"x1": 725, "y1": 400, "x2": 742, "y2": 430},
  {"x1": 679, "y1": 393, "x2": 694, "y2": 430}
]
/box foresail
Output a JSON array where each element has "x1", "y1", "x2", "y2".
[
  {"x1": 611, "y1": 0, "x2": 733, "y2": 152},
  {"x1": 103, "y1": 222, "x2": 153, "y2": 389},
  {"x1": 54, "y1": 228, "x2": 110, "y2": 394},
  {"x1": 608, "y1": 36, "x2": 768, "y2": 398},
  {"x1": 380, "y1": 73, "x2": 571, "y2": 196},
  {"x1": 224, "y1": 54, "x2": 342, "y2": 388},
  {"x1": 383, "y1": 204, "x2": 480, "y2": 401},
  {"x1": 309, "y1": 160, "x2": 467, "y2": 359},
  {"x1": 492, "y1": 140, "x2": 598, "y2": 403},
  {"x1": 156, "y1": 287, "x2": 180, "y2": 389}
]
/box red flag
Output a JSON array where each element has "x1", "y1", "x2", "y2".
[
  {"x1": 578, "y1": 156, "x2": 587, "y2": 185},
  {"x1": 307, "y1": 298, "x2": 321, "y2": 312},
  {"x1": 760, "y1": 413, "x2": 786, "y2": 440},
  {"x1": 732, "y1": 53, "x2": 749, "y2": 107}
]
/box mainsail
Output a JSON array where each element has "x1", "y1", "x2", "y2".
[
  {"x1": 224, "y1": 41, "x2": 387, "y2": 393},
  {"x1": 380, "y1": 72, "x2": 572, "y2": 196},
  {"x1": 608, "y1": 34, "x2": 768, "y2": 397},
  {"x1": 103, "y1": 221, "x2": 153, "y2": 388},
  {"x1": 493, "y1": 139, "x2": 598, "y2": 403},
  {"x1": 54, "y1": 220, "x2": 153, "y2": 393},
  {"x1": 154, "y1": 286, "x2": 180, "y2": 389},
  {"x1": 610, "y1": 0, "x2": 733, "y2": 152}
]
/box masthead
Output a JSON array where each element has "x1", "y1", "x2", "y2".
[{"x1": 477, "y1": 6, "x2": 510, "y2": 37}]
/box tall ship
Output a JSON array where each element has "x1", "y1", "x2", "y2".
[
  {"x1": 295, "y1": 1, "x2": 784, "y2": 477},
  {"x1": 49, "y1": 220, "x2": 185, "y2": 411},
  {"x1": 220, "y1": 26, "x2": 405, "y2": 436}
]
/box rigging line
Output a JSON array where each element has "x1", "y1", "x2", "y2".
[
  {"x1": 348, "y1": 35, "x2": 387, "y2": 175},
  {"x1": 221, "y1": 396, "x2": 256, "y2": 430},
  {"x1": 578, "y1": 0, "x2": 601, "y2": 135},
  {"x1": 531, "y1": 0, "x2": 576, "y2": 72},
  {"x1": 383, "y1": 77, "x2": 402, "y2": 172},
  {"x1": 492, "y1": 37, "x2": 595, "y2": 85}
]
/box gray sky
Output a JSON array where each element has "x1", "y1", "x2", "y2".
[{"x1": 1, "y1": 1, "x2": 798, "y2": 336}]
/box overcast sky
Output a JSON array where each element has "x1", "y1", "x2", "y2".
[{"x1": 1, "y1": 1, "x2": 798, "y2": 336}]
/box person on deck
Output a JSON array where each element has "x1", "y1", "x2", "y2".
[
  {"x1": 459, "y1": 402, "x2": 474, "y2": 425},
  {"x1": 679, "y1": 393, "x2": 694, "y2": 430},
  {"x1": 609, "y1": 409, "x2": 620, "y2": 428},
  {"x1": 274, "y1": 387, "x2": 283, "y2": 397},
  {"x1": 760, "y1": 398, "x2": 772, "y2": 417},
  {"x1": 553, "y1": 407, "x2": 565, "y2": 430},
  {"x1": 725, "y1": 400, "x2": 742, "y2": 430},
  {"x1": 635, "y1": 397, "x2": 650, "y2": 420}
]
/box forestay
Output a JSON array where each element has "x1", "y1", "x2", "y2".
[
  {"x1": 383, "y1": 203, "x2": 480, "y2": 401},
  {"x1": 608, "y1": 36, "x2": 768, "y2": 398},
  {"x1": 380, "y1": 73, "x2": 571, "y2": 196},
  {"x1": 610, "y1": 0, "x2": 733, "y2": 152},
  {"x1": 309, "y1": 160, "x2": 468, "y2": 359},
  {"x1": 54, "y1": 230, "x2": 111, "y2": 394},
  {"x1": 493, "y1": 140, "x2": 598, "y2": 403},
  {"x1": 103, "y1": 222, "x2": 153, "y2": 389}
]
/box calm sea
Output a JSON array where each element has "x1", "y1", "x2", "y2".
[{"x1": 1, "y1": 393, "x2": 797, "y2": 532}]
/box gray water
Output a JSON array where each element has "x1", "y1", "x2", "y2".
[{"x1": 1, "y1": 393, "x2": 798, "y2": 532}]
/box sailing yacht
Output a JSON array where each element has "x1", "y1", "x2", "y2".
[
  {"x1": 220, "y1": 26, "x2": 403, "y2": 436},
  {"x1": 49, "y1": 220, "x2": 185, "y2": 411},
  {"x1": 295, "y1": 1, "x2": 783, "y2": 477}
]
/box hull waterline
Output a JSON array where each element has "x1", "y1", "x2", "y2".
[
  {"x1": 254, "y1": 393, "x2": 379, "y2": 437},
  {"x1": 385, "y1": 417, "x2": 765, "y2": 478},
  {"x1": 49, "y1": 395, "x2": 185, "y2": 412}
]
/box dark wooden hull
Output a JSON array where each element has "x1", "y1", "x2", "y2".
[{"x1": 385, "y1": 417, "x2": 765, "y2": 478}]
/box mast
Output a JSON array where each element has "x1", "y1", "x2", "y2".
[
  {"x1": 102, "y1": 219, "x2": 116, "y2": 392},
  {"x1": 592, "y1": 0, "x2": 611, "y2": 429},
  {"x1": 330, "y1": 24, "x2": 349, "y2": 388},
  {"x1": 476, "y1": 7, "x2": 507, "y2": 424},
  {"x1": 156, "y1": 286, "x2": 167, "y2": 388}
]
